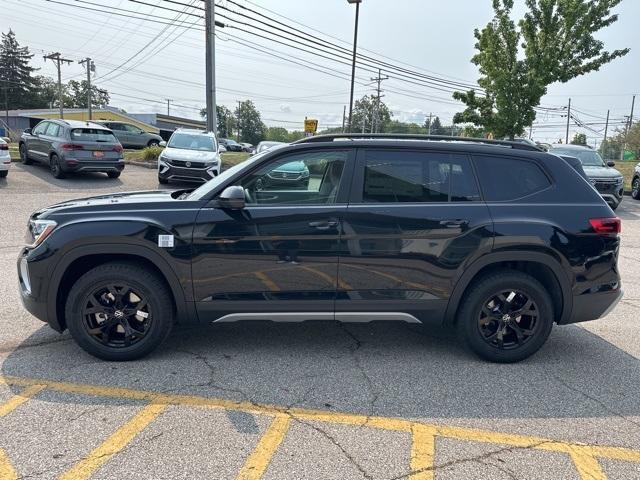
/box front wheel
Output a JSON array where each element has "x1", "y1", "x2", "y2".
[
  {"x1": 20, "y1": 143, "x2": 33, "y2": 165},
  {"x1": 65, "y1": 262, "x2": 174, "y2": 361},
  {"x1": 0, "y1": 170, "x2": 7, "y2": 178},
  {"x1": 632, "y1": 177, "x2": 640, "y2": 200},
  {"x1": 158, "y1": 176, "x2": 168, "y2": 185},
  {"x1": 457, "y1": 271, "x2": 554, "y2": 363}
]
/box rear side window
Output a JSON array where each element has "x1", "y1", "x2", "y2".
[
  {"x1": 474, "y1": 155, "x2": 551, "y2": 201},
  {"x1": 361, "y1": 150, "x2": 480, "y2": 203},
  {"x1": 70, "y1": 129, "x2": 118, "y2": 142}
]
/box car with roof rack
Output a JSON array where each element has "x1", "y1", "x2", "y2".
[
  {"x1": 18, "y1": 133, "x2": 622, "y2": 362},
  {"x1": 19, "y1": 119, "x2": 125, "y2": 179}
]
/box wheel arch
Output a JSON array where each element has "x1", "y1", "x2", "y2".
[
  {"x1": 444, "y1": 251, "x2": 572, "y2": 326},
  {"x1": 49, "y1": 244, "x2": 195, "y2": 332}
]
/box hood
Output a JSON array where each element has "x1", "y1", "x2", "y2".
[
  {"x1": 583, "y1": 165, "x2": 623, "y2": 179},
  {"x1": 32, "y1": 190, "x2": 185, "y2": 219},
  {"x1": 162, "y1": 147, "x2": 218, "y2": 162}
]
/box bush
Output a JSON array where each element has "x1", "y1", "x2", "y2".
[{"x1": 142, "y1": 145, "x2": 163, "y2": 162}]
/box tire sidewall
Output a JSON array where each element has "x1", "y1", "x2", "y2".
[
  {"x1": 65, "y1": 264, "x2": 173, "y2": 361},
  {"x1": 458, "y1": 272, "x2": 554, "y2": 363},
  {"x1": 50, "y1": 154, "x2": 63, "y2": 178},
  {"x1": 632, "y1": 177, "x2": 640, "y2": 200}
]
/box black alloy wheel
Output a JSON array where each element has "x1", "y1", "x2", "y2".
[
  {"x1": 50, "y1": 154, "x2": 65, "y2": 179},
  {"x1": 81, "y1": 283, "x2": 152, "y2": 348},
  {"x1": 477, "y1": 290, "x2": 539, "y2": 350}
]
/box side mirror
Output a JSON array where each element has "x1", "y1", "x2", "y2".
[
  {"x1": 217, "y1": 185, "x2": 246, "y2": 210},
  {"x1": 159, "y1": 141, "x2": 167, "y2": 147},
  {"x1": 218, "y1": 145, "x2": 226, "y2": 153},
  {"x1": 24, "y1": 128, "x2": 32, "y2": 135},
  {"x1": 607, "y1": 161, "x2": 616, "y2": 167}
]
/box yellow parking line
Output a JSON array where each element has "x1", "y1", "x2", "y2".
[
  {"x1": 59, "y1": 401, "x2": 168, "y2": 480},
  {"x1": 0, "y1": 448, "x2": 17, "y2": 480},
  {"x1": 566, "y1": 446, "x2": 607, "y2": 480},
  {"x1": 255, "y1": 271, "x2": 281, "y2": 292},
  {"x1": 236, "y1": 414, "x2": 291, "y2": 480},
  {"x1": 409, "y1": 424, "x2": 437, "y2": 480},
  {"x1": 0, "y1": 384, "x2": 46, "y2": 418}
]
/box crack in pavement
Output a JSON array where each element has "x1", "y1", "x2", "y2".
[{"x1": 0, "y1": 336, "x2": 72, "y2": 354}]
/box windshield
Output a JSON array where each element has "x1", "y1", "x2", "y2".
[
  {"x1": 552, "y1": 148, "x2": 605, "y2": 167},
  {"x1": 168, "y1": 133, "x2": 216, "y2": 151},
  {"x1": 186, "y1": 150, "x2": 270, "y2": 200}
]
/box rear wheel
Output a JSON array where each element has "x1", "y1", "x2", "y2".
[
  {"x1": 148, "y1": 140, "x2": 160, "y2": 147},
  {"x1": 632, "y1": 176, "x2": 640, "y2": 200},
  {"x1": 65, "y1": 262, "x2": 174, "y2": 361},
  {"x1": 19, "y1": 143, "x2": 33, "y2": 165},
  {"x1": 107, "y1": 171, "x2": 121, "y2": 179},
  {"x1": 457, "y1": 271, "x2": 554, "y2": 363},
  {"x1": 50, "y1": 154, "x2": 65, "y2": 179},
  {"x1": 0, "y1": 170, "x2": 7, "y2": 178}
]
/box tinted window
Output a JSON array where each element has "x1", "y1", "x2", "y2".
[
  {"x1": 70, "y1": 129, "x2": 118, "y2": 142},
  {"x1": 33, "y1": 122, "x2": 48, "y2": 135},
  {"x1": 108, "y1": 123, "x2": 125, "y2": 131},
  {"x1": 239, "y1": 150, "x2": 348, "y2": 205},
  {"x1": 474, "y1": 155, "x2": 550, "y2": 201},
  {"x1": 124, "y1": 124, "x2": 142, "y2": 133},
  {"x1": 45, "y1": 123, "x2": 60, "y2": 137},
  {"x1": 361, "y1": 150, "x2": 479, "y2": 203}
]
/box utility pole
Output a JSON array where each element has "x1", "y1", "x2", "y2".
[
  {"x1": 427, "y1": 112, "x2": 433, "y2": 135},
  {"x1": 370, "y1": 68, "x2": 388, "y2": 133},
  {"x1": 166, "y1": 99, "x2": 172, "y2": 116},
  {"x1": 237, "y1": 100, "x2": 241, "y2": 142},
  {"x1": 341, "y1": 105, "x2": 346, "y2": 133},
  {"x1": 529, "y1": 124, "x2": 533, "y2": 140},
  {"x1": 78, "y1": 57, "x2": 94, "y2": 120},
  {"x1": 621, "y1": 95, "x2": 636, "y2": 162},
  {"x1": 604, "y1": 109, "x2": 610, "y2": 142},
  {"x1": 347, "y1": 0, "x2": 362, "y2": 132},
  {"x1": 44, "y1": 52, "x2": 73, "y2": 119},
  {"x1": 565, "y1": 98, "x2": 571, "y2": 144},
  {"x1": 204, "y1": 0, "x2": 217, "y2": 135}
]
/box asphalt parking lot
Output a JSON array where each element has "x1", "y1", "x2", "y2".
[{"x1": 0, "y1": 162, "x2": 639, "y2": 480}]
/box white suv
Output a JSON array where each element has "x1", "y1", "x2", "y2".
[
  {"x1": 158, "y1": 129, "x2": 220, "y2": 185},
  {"x1": 0, "y1": 138, "x2": 11, "y2": 178}
]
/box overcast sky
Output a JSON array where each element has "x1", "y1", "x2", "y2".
[{"x1": 2, "y1": 0, "x2": 638, "y2": 143}]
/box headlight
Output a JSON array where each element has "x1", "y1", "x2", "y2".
[
  {"x1": 616, "y1": 177, "x2": 624, "y2": 185},
  {"x1": 27, "y1": 219, "x2": 57, "y2": 248}
]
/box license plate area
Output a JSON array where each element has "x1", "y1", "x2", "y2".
[{"x1": 93, "y1": 151, "x2": 105, "y2": 158}]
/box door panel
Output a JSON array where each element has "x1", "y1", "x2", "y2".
[{"x1": 336, "y1": 149, "x2": 494, "y2": 324}]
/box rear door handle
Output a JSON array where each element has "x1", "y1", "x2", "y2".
[
  {"x1": 309, "y1": 220, "x2": 339, "y2": 230},
  {"x1": 439, "y1": 219, "x2": 469, "y2": 228}
]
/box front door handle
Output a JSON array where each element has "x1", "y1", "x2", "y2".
[
  {"x1": 439, "y1": 219, "x2": 469, "y2": 228},
  {"x1": 309, "y1": 220, "x2": 339, "y2": 230}
]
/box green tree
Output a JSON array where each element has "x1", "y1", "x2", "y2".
[
  {"x1": 385, "y1": 120, "x2": 426, "y2": 134},
  {"x1": 428, "y1": 116, "x2": 446, "y2": 135},
  {"x1": 0, "y1": 30, "x2": 37, "y2": 110},
  {"x1": 453, "y1": 0, "x2": 628, "y2": 139},
  {"x1": 235, "y1": 100, "x2": 266, "y2": 145},
  {"x1": 599, "y1": 137, "x2": 621, "y2": 160},
  {"x1": 265, "y1": 126, "x2": 289, "y2": 142},
  {"x1": 200, "y1": 105, "x2": 235, "y2": 137},
  {"x1": 65, "y1": 80, "x2": 110, "y2": 108},
  {"x1": 571, "y1": 133, "x2": 587, "y2": 145},
  {"x1": 27, "y1": 75, "x2": 59, "y2": 108},
  {"x1": 349, "y1": 95, "x2": 392, "y2": 133}
]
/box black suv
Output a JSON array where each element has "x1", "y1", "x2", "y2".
[{"x1": 18, "y1": 134, "x2": 622, "y2": 362}]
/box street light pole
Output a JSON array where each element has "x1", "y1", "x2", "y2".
[
  {"x1": 205, "y1": 0, "x2": 217, "y2": 135},
  {"x1": 347, "y1": 0, "x2": 361, "y2": 132}
]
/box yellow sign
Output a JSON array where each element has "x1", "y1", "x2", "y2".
[{"x1": 304, "y1": 119, "x2": 318, "y2": 135}]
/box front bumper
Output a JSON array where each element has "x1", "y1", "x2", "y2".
[
  {"x1": 566, "y1": 288, "x2": 623, "y2": 324},
  {"x1": 17, "y1": 251, "x2": 54, "y2": 328},
  {"x1": 158, "y1": 161, "x2": 219, "y2": 183}
]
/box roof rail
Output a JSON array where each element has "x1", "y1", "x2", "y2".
[{"x1": 293, "y1": 133, "x2": 543, "y2": 152}]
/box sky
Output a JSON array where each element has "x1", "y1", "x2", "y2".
[{"x1": 1, "y1": 0, "x2": 638, "y2": 144}]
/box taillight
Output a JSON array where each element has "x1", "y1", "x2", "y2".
[
  {"x1": 61, "y1": 143, "x2": 84, "y2": 151},
  {"x1": 0, "y1": 144, "x2": 8, "y2": 151},
  {"x1": 589, "y1": 218, "x2": 621, "y2": 235},
  {"x1": 113, "y1": 144, "x2": 123, "y2": 153}
]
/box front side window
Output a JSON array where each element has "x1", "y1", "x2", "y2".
[
  {"x1": 361, "y1": 150, "x2": 480, "y2": 203},
  {"x1": 124, "y1": 124, "x2": 143, "y2": 134},
  {"x1": 239, "y1": 150, "x2": 348, "y2": 206},
  {"x1": 474, "y1": 155, "x2": 551, "y2": 201},
  {"x1": 168, "y1": 133, "x2": 216, "y2": 151},
  {"x1": 33, "y1": 122, "x2": 48, "y2": 135}
]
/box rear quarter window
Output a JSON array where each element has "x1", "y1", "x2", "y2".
[
  {"x1": 70, "y1": 129, "x2": 118, "y2": 142},
  {"x1": 474, "y1": 155, "x2": 551, "y2": 201}
]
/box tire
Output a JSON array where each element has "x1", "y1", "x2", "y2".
[
  {"x1": 632, "y1": 176, "x2": 640, "y2": 200},
  {"x1": 0, "y1": 170, "x2": 7, "y2": 178},
  {"x1": 107, "y1": 171, "x2": 121, "y2": 179},
  {"x1": 611, "y1": 202, "x2": 619, "y2": 211},
  {"x1": 148, "y1": 140, "x2": 160, "y2": 147},
  {"x1": 65, "y1": 262, "x2": 174, "y2": 361},
  {"x1": 158, "y1": 176, "x2": 169, "y2": 185},
  {"x1": 50, "y1": 154, "x2": 65, "y2": 179},
  {"x1": 19, "y1": 143, "x2": 33, "y2": 165},
  {"x1": 456, "y1": 270, "x2": 554, "y2": 363}
]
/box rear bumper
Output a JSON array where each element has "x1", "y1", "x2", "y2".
[
  {"x1": 0, "y1": 155, "x2": 10, "y2": 170},
  {"x1": 61, "y1": 158, "x2": 125, "y2": 173},
  {"x1": 565, "y1": 288, "x2": 623, "y2": 324}
]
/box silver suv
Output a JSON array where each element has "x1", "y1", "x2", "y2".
[
  {"x1": 158, "y1": 129, "x2": 220, "y2": 184},
  {"x1": 19, "y1": 120, "x2": 125, "y2": 179}
]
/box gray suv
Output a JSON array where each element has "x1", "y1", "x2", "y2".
[
  {"x1": 19, "y1": 120, "x2": 125, "y2": 179},
  {"x1": 95, "y1": 121, "x2": 163, "y2": 149}
]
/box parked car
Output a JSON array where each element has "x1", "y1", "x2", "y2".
[
  {"x1": 0, "y1": 137, "x2": 10, "y2": 178},
  {"x1": 219, "y1": 138, "x2": 243, "y2": 152},
  {"x1": 549, "y1": 144, "x2": 624, "y2": 210},
  {"x1": 631, "y1": 163, "x2": 640, "y2": 200},
  {"x1": 18, "y1": 134, "x2": 622, "y2": 362},
  {"x1": 241, "y1": 142, "x2": 255, "y2": 154},
  {"x1": 256, "y1": 159, "x2": 310, "y2": 190},
  {"x1": 256, "y1": 141, "x2": 286, "y2": 153},
  {"x1": 95, "y1": 121, "x2": 163, "y2": 149},
  {"x1": 18, "y1": 120, "x2": 125, "y2": 179},
  {"x1": 158, "y1": 129, "x2": 220, "y2": 185},
  {"x1": 218, "y1": 144, "x2": 227, "y2": 153}
]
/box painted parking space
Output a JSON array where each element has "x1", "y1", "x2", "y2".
[{"x1": 0, "y1": 375, "x2": 639, "y2": 480}]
